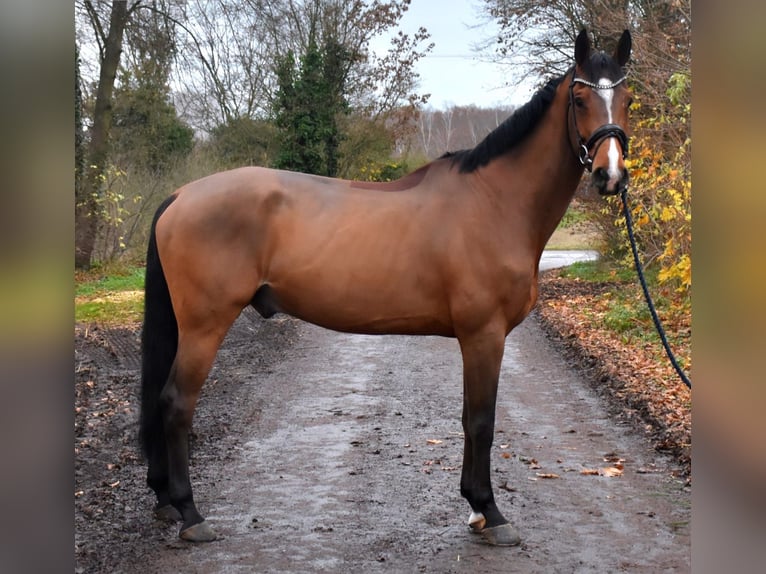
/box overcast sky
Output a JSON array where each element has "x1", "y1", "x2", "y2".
[{"x1": 370, "y1": 0, "x2": 539, "y2": 109}]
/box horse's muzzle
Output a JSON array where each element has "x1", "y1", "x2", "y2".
[{"x1": 593, "y1": 167, "x2": 629, "y2": 196}]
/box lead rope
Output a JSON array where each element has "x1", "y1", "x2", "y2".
[{"x1": 619, "y1": 188, "x2": 692, "y2": 389}]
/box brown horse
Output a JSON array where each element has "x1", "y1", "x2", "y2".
[{"x1": 140, "y1": 29, "x2": 633, "y2": 546}]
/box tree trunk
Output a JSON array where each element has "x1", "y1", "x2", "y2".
[
  {"x1": 75, "y1": 0, "x2": 131, "y2": 269},
  {"x1": 75, "y1": 45, "x2": 85, "y2": 208}
]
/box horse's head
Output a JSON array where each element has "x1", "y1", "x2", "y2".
[{"x1": 569, "y1": 29, "x2": 633, "y2": 195}]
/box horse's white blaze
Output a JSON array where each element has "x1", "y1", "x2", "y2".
[
  {"x1": 597, "y1": 78, "x2": 615, "y2": 123},
  {"x1": 597, "y1": 78, "x2": 622, "y2": 182},
  {"x1": 606, "y1": 140, "x2": 621, "y2": 181}
]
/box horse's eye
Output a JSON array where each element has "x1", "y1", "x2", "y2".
[{"x1": 574, "y1": 97, "x2": 585, "y2": 109}]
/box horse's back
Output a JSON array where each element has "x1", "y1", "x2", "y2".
[{"x1": 154, "y1": 165, "x2": 461, "y2": 335}]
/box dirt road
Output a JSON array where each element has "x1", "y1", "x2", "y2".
[{"x1": 75, "y1": 302, "x2": 689, "y2": 573}]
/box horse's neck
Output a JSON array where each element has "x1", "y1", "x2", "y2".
[{"x1": 488, "y1": 97, "x2": 584, "y2": 255}]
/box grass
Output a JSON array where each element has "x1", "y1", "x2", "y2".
[
  {"x1": 559, "y1": 259, "x2": 636, "y2": 283},
  {"x1": 558, "y1": 204, "x2": 590, "y2": 229},
  {"x1": 557, "y1": 259, "x2": 690, "y2": 361},
  {"x1": 75, "y1": 263, "x2": 145, "y2": 325},
  {"x1": 546, "y1": 201, "x2": 602, "y2": 251}
]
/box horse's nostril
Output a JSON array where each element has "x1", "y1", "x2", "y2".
[
  {"x1": 593, "y1": 167, "x2": 609, "y2": 184},
  {"x1": 592, "y1": 167, "x2": 621, "y2": 195}
]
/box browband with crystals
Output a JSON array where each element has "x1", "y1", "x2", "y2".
[{"x1": 571, "y1": 76, "x2": 627, "y2": 90}]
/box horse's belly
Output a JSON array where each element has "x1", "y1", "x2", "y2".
[{"x1": 263, "y1": 277, "x2": 454, "y2": 337}]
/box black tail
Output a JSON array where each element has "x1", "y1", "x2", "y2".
[{"x1": 139, "y1": 195, "x2": 179, "y2": 460}]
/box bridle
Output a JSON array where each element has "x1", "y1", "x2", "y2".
[{"x1": 568, "y1": 69, "x2": 629, "y2": 172}]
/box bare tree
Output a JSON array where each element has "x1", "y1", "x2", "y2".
[
  {"x1": 408, "y1": 104, "x2": 516, "y2": 159},
  {"x1": 479, "y1": 0, "x2": 690, "y2": 109},
  {"x1": 167, "y1": 0, "x2": 431, "y2": 137},
  {"x1": 417, "y1": 106, "x2": 435, "y2": 157},
  {"x1": 168, "y1": 0, "x2": 272, "y2": 132},
  {"x1": 75, "y1": 0, "x2": 142, "y2": 269},
  {"x1": 439, "y1": 107, "x2": 455, "y2": 151}
]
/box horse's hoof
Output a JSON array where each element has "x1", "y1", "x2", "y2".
[
  {"x1": 480, "y1": 524, "x2": 521, "y2": 547},
  {"x1": 179, "y1": 520, "x2": 218, "y2": 542},
  {"x1": 154, "y1": 504, "x2": 182, "y2": 522}
]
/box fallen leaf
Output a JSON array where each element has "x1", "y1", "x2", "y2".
[
  {"x1": 501, "y1": 452, "x2": 511, "y2": 459},
  {"x1": 600, "y1": 466, "x2": 623, "y2": 477},
  {"x1": 536, "y1": 473, "x2": 560, "y2": 479},
  {"x1": 535, "y1": 273, "x2": 690, "y2": 479},
  {"x1": 580, "y1": 466, "x2": 623, "y2": 477},
  {"x1": 426, "y1": 439, "x2": 443, "y2": 445}
]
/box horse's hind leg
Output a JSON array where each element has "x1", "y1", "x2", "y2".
[
  {"x1": 161, "y1": 308, "x2": 240, "y2": 542},
  {"x1": 147, "y1": 438, "x2": 180, "y2": 522},
  {"x1": 458, "y1": 326, "x2": 521, "y2": 546}
]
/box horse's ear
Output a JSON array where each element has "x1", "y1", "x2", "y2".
[
  {"x1": 575, "y1": 29, "x2": 590, "y2": 67},
  {"x1": 614, "y1": 29, "x2": 632, "y2": 67}
]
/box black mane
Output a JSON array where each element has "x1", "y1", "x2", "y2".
[{"x1": 442, "y1": 75, "x2": 565, "y2": 173}]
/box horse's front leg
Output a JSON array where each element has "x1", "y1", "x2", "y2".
[{"x1": 458, "y1": 326, "x2": 521, "y2": 546}]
